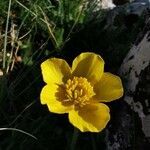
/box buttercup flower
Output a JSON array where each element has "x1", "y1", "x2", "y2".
[{"x1": 40, "y1": 52, "x2": 123, "y2": 132}]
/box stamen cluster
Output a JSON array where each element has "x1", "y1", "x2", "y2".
[{"x1": 64, "y1": 77, "x2": 95, "y2": 108}]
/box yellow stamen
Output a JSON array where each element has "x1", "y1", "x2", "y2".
[{"x1": 63, "y1": 77, "x2": 95, "y2": 109}]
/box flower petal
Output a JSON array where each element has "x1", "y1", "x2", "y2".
[
  {"x1": 40, "y1": 84, "x2": 73, "y2": 114},
  {"x1": 41, "y1": 58, "x2": 71, "y2": 84},
  {"x1": 68, "y1": 103, "x2": 110, "y2": 132},
  {"x1": 94, "y1": 72, "x2": 123, "y2": 102},
  {"x1": 72, "y1": 52, "x2": 104, "y2": 84}
]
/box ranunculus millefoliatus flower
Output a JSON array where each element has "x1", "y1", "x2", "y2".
[{"x1": 40, "y1": 52, "x2": 123, "y2": 132}]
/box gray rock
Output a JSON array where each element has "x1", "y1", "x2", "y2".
[
  {"x1": 119, "y1": 13, "x2": 150, "y2": 143},
  {"x1": 102, "y1": 11, "x2": 150, "y2": 150}
]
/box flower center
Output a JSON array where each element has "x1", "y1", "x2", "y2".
[{"x1": 63, "y1": 77, "x2": 95, "y2": 108}]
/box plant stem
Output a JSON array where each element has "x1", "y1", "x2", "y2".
[
  {"x1": 70, "y1": 128, "x2": 79, "y2": 150},
  {"x1": 3, "y1": 0, "x2": 12, "y2": 70},
  {"x1": 91, "y1": 134, "x2": 97, "y2": 150}
]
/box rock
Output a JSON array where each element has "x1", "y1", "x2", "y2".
[
  {"x1": 113, "y1": 0, "x2": 130, "y2": 5},
  {"x1": 125, "y1": 0, "x2": 150, "y2": 16},
  {"x1": 103, "y1": 12, "x2": 150, "y2": 150},
  {"x1": 119, "y1": 14, "x2": 150, "y2": 140},
  {"x1": 105, "y1": 101, "x2": 150, "y2": 150},
  {"x1": 93, "y1": 0, "x2": 149, "y2": 30},
  {"x1": 101, "y1": 0, "x2": 116, "y2": 9},
  {"x1": 88, "y1": 0, "x2": 116, "y2": 11}
]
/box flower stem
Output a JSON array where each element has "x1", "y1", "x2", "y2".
[
  {"x1": 91, "y1": 134, "x2": 97, "y2": 150},
  {"x1": 70, "y1": 128, "x2": 79, "y2": 150}
]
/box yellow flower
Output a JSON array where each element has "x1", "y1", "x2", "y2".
[{"x1": 40, "y1": 52, "x2": 123, "y2": 132}]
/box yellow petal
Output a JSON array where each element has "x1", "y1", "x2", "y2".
[
  {"x1": 40, "y1": 84, "x2": 73, "y2": 114},
  {"x1": 94, "y1": 72, "x2": 123, "y2": 102},
  {"x1": 68, "y1": 103, "x2": 110, "y2": 132},
  {"x1": 41, "y1": 58, "x2": 71, "y2": 84},
  {"x1": 72, "y1": 52, "x2": 104, "y2": 85}
]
